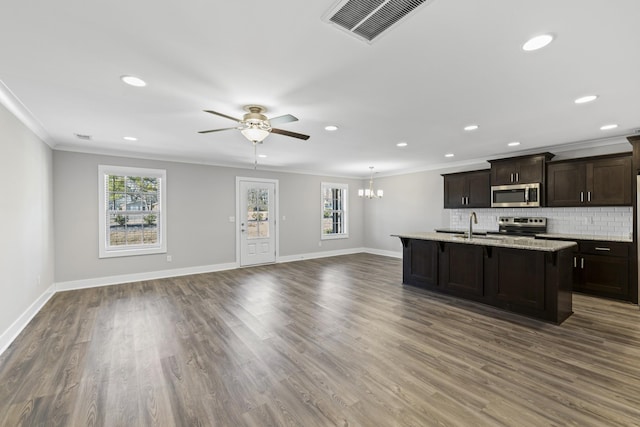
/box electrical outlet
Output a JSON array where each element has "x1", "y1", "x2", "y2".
[
  {"x1": 167, "y1": 255, "x2": 172, "y2": 262},
  {"x1": 229, "y1": 216, "x2": 235, "y2": 222},
  {"x1": 318, "y1": 241, "x2": 322, "y2": 247}
]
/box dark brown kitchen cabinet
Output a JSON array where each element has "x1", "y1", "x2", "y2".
[
  {"x1": 572, "y1": 240, "x2": 631, "y2": 301},
  {"x1": 439, "y1": 242, "x2": 485, "y2": 299},
  {"x1": 489, "y1": 153, "x2": 554, "y2": 186},
  {"x1": 397, "y1": 236, "x2": 575, "y2": 323},
  {"x1": 547, "y1": 154, "x2": 632, "y2": 207},
  {"x1": 442, "y1": 169, "x2": 490, "y2": 208},
  {"x1": 400, "y1": 238, "x2": 439, "y2": 288},
  {"x1": 491, "y1": 248, "x2": 546, "y2": 311}
]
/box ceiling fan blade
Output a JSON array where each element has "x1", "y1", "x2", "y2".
[
  {"x1": 203, "y1": 110, "x2": 241, "y2": 123},
  {"x1": 198, "y1": 127, "x2": 239, "y2": 134},
  {"x1": 271, "y1": 128, "x2": 310, "y2": 140},
  {"x1": 269, "y1": 114, "x2": 298, "y2": 126}
]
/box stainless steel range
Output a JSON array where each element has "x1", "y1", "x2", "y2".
[{"x1": 488, "y1": 216, "x2": 547, "y2": 237}]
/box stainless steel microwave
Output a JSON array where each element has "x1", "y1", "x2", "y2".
[{"x1": 491, "y1": 183, "x2": 540, "y2": 207}]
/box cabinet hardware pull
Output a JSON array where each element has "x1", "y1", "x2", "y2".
[
  {"x1": 515, "y1": 172, "x2": 519, "y2": 182},
  {"x1": 462, "y1": 196, "x2": 465, "y2": 205},
  {"x1": 573, "y1": 257, "x2": 577, "y2": 268},
  {"x1": 594, "y1": 247, "x2": 611, "y2": 251},
  {"x1": 510, "y1": 173, "x2": 514, "y2": 182},
  {"x1": 587, "y1": 191, "x2": 591, "y2": 202},
  {"x1": 580, "y1": 191, "x2": 584, "y2": 202},
  {"x1": 581, "y1": 258, "x2": 584, "y2": 269},
  {"x1": 466, "y1": 197, "x2": 469, "y2": 205}
]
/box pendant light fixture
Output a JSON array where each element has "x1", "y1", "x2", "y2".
[{"x1": 359, "y1": 166, "x2": 383, "y2": 199}]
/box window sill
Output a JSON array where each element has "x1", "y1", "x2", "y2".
[
  {"x1": 321, "y1": 234, "x2": 349, "y2": 241},
  {"x1": 99, "y1": 246, "x2": 166, "y2": 259}
]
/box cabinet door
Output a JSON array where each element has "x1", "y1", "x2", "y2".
[
  {"x1": 586, "y1": 156, "x2": 632, "y2": 206},
  {"x1": 490, "y1": 161, "x2": 517, "y2": 185},
  {"x1": 580, "y1": 254, "x2": 629, "y2": 299},
  {"x1": 440, "y1": 243, "x2": 484, "y2": 297},
  {"x1": 466, "y1": 170, "x2": 491, "y2": 208},
  {"x1": 546, "y1": 162, "x2": 585, "y2": 207},
  {"x1": 494, "y1": 248, "x2": 546, "y2": 310},
  {"x1": 443, "y1": 174, "x2": 467, "y2": 208},
  {"x1": 404, "y1": 239, "x2": 439, "y2": 287},
  {"x1": 517, "y1": 156, "x2": 545, "y2": 183}
]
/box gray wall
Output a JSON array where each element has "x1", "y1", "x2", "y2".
[
  {"x1": 363, "y1": 169, "x2": 453, "y2": 254},
  {"x1": 0, "y1": 103, "x2": 54, "y2": 338},
  {"x1": 53, "y1": 151, "x2": 365, "y2": 283}
]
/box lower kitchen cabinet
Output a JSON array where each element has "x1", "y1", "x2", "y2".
[
  {"x1": 401, "y1": 238, "x2": 439, "y2": 288},
  {"x1": 398, "y1": 237, "x2": 574, "y2": 323},
  {"x1": 439, "y1": 242, "x2": 484, "y2": 298},
  {"x1": 572, "y1": 241, "x2": 631, "y2": 301},
  {"x1": 491, "y1": 248, "x2": 546, "y2": 311},
  {"x1": 536, "y1": 236, "x2": 633, "y2": 302}
]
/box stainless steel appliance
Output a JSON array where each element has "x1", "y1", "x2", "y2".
[
  {"x1": 487, "y1": 216, "x2": 547, "y2": 237},
  {"x1": 491, "y1": 183, "x2": 540, "y2": 207}
]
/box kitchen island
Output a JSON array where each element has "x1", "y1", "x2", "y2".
[{"x1": 393, "y1": 232, "x2": 577, "y2": 324}]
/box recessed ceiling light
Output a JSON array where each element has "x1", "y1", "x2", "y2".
[
  {"x1": 574, "y1": 95, "x2": 598, "y2": 104},
  {"x1": 600, "y1": 124, "x2": 618, "y2": 130},
  {"x1": 522, "y1": 34, "x2": 554, "y2": 51},
  {"x1": 324, "y1": 125, "x2": 338, "y2": 131},
  {"x1": 508, "y1": 141, "x2": 521, "y2": 147},
  {"x1": 120, "y1": 75, "x2": 147, "y2": 87},
  {"x1": 445, "y1": 153, "x2": 454, "y2": 158},
  {"x1": 258, "y1": 154, "x2": 267, "y2": 158},
  {"x1": 464, "y1": 125, "x2": 479, "y2": 131},
  {"x1": 123, "y1": 136, "x2": 138, "y2": 141},
  {"x1": 396, "y1": 142, "x2": 408, "y2": 147}
]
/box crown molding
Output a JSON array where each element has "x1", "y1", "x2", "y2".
[{"x1": 0, "y1": 79, "x2": 55, "y2": 147}]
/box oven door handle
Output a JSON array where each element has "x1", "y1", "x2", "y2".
[{"x1": 524, "y1": 187, "x2": 529, "y2": 203}]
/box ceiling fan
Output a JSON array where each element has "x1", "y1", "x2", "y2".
[{"x1": 198, "y1": 105, "x2": 310, "y2": 144}]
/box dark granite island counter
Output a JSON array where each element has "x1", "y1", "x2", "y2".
[{"x1": 392, "y1": 232, "x2": 578, "y2": 324}]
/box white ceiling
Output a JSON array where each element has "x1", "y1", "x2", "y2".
[{"x1": 1, "y1": 0, "x2": 639, "y2": 178}]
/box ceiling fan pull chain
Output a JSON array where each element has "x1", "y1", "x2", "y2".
[{"x1": 254, "y1": 143, "x2": 258, "y2": 170}]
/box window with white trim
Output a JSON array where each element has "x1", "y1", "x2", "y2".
[
  {"x1": 98, "y1": 165, "x2": 167, "y2": 258},
  {"x1": 321, "y1": 182, "x2": 348, "y2": 239}
]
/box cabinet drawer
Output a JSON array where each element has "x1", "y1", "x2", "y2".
[{"x1": 579, "y1": 241, "x2": 629, "y2": 257}]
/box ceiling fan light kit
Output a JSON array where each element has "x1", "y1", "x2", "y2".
[{"x1": 199, "y1": 104, "x2": 310, "y2": 145}]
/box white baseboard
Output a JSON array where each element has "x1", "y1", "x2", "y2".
[
  {"x1": 55, "y1": 262, "x2": 239, "y2": 292},
  {"x1": 277, "y1": 247, "x2": 366, "y2": 263},
  {"x1": 0, "y1": 284, "x2": 55, "y2": 356},
  {"x1": 363, "y1": 247, "x2": 402, "y2": 258}
]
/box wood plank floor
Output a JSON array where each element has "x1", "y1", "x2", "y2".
[{"x1": 1, "y1": 253, "x2": 640, "y2": 426}]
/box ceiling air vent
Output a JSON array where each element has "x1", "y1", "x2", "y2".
[
  {"x1": 324, "y1": 0, "x2": 434, "y2": 43},
  {"x1": 74, "y1": 133, "x2": 92, "y2": 140}
]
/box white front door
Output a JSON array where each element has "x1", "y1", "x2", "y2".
[{"x1": 238, "y1": 178, "x2": 277, "y2": 266}]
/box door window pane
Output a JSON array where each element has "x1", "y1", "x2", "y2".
[{"x1": 246, "y1": 188, "x2": 270, "y2": 239}]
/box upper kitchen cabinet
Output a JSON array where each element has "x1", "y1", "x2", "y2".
[
  {"x1": 547, "y1": 154, "x2": 632, "y2": 207},
  {"x1": 442, "y1": 170, "x2": 490, "y2": 209},
  {"x1": 489, "y1": 153, "x2": 554, "y2": 186}
]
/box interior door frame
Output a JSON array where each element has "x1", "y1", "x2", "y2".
[{"x1": 235, "y1": 176, "x2": 279, "y2": 266}]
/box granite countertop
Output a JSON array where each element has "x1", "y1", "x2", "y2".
[
  {"x1": 392, "y1": 232, "x2": 577, "y2": 252},
  {"x1": 535, "y1": 233, "x2": 632, "y2": 243},
  {"x1": 433, "y1": 228, "x2": 496, "y2": 235},
  {"x1": 434, "y1": 229, "x2": 632, "y2": 244}
]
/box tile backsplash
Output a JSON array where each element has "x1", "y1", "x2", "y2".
[{"x1": 449, "y1": 207, "x2": 632, "y2": 239}]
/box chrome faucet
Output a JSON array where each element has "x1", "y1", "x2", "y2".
[{"x1": 469, "y1": 212, "x2": 478, "y2": 239}]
